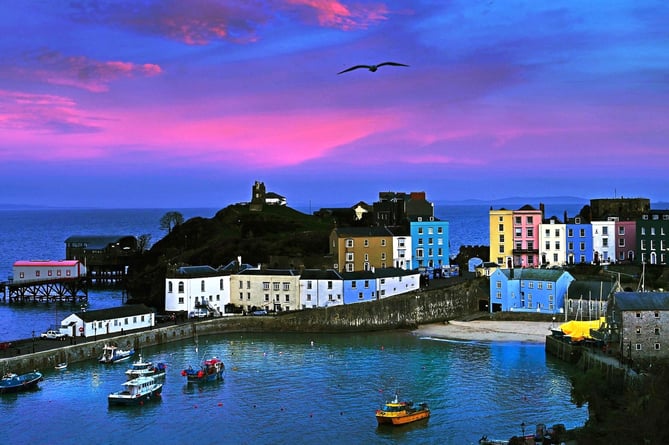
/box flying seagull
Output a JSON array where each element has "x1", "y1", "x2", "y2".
[{"x1": 337, "y1": 62, "x2": 409, "y2": 75}]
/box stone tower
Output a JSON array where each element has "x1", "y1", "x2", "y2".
[{"x1": 250, "y1": 181, "x2": 266, "y2": 212}]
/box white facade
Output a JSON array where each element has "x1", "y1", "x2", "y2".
[
  {"x1": 165, "y1": 270, "x2": 231, "y2": 316},
  {"x1": 392, "y1": 235, "x2": 413, "y2": 270},
  {"x1": 592, "y1": 220, "x2": 616, "y2": 264},
  {"x1": 300, "y1": 275, "x2": 344, "y2": 308},
  {"x1": 12, "y1": 260, "x2": 86, "y2": 284},
  {"x1": 60, "y1": 305, "x2": 154, "y2": 338},
  {"x1": 376, "y1": 270, "x2": 420, "y2": 299},
  {"x1": 539, "y1": 218, "x2": 566, "y2": 267}
]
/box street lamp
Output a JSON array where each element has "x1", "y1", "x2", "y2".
[{"x1": 521, "y1": 422, "x2": 526, "y2": 440}]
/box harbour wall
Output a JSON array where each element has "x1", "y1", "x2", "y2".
[{"x1": 1, "y1": 278, "x2": 486, "y2": 374}]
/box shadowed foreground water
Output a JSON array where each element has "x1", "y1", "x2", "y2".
[{"x1": 2, "y1": 331, "x2": 587, "y2": 445}]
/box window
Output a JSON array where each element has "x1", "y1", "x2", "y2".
[
  {"x1": 327, "y1": 281, "x2": 333, "y2": 289},
  {"x1": 201, "y1": 280, "x2": 205, "y2": 292},
  {"x1": 547, "y1": 283, "x2": 553, "y2": 290},
  {"x1": 358, "y1": 292, "x2": 364, "y2": 300},
  {"x1": 568, "y1": 229, "x2": 573, "y2": 237},
  {"x1": 178, "y1": 282, "x2": 184, "y2": 293},
  {"x1": 527, "y1": 216, "x2": 533, "y2": 224},
  {"x1": 36, "y1": 270, "x2": 41, "y2": 277},
  {"x1": 636, "y1": 327, "x2": 641, "y2": 334},
  {"x1": 499, "y1": 234, "x2": 504, "y2": 243},
  {"x1": 635, "y1": 344, "x2": 642, "y2": 351},
  {"x1": 515, "y1": 216, "x2": 521, "y2": 224},
  {"x1": 273, "y1": 282, "x2": 280, "y2": 291},
  {"x1": 496, "y1": 281, "x2": 501, "y2": 289},
  {"x1": 527, "y1": 228, "x2": 534, "y2": 237},
  {"x1": 619, "y1": 238, "x2": 625, "y2": 247},
  {"x1": 655, "y1": 311, "x2": 660, "y2": 318},
  {"x1": 498, "y1": 224, "x2": 504, "y2": 231},
  {"x1": 275, "y1": 281, "x2": 281, "y2": 290},
  {"x1": 168, "y1": 282, "x2": 173, "y2": 293},
  {"x1": 239, "y1": 280, "x2": 243, "y2": 289},
  {"x1": 618, "y1": 226, "x2": 625, "y2": 235},
  {"x1": 282, "y1": 282, "x2": 290, "y2": 291},
  {"x1": 381, "y1": 253, "x2": 386, "y2": 260},
  {"x1": 655, "y1": 343, "x2": 661, "y2": 350},
  {"x1": 219, "y1": 279, "x2": 224, "y2": 290},
  {"x1": 655, "y1": 327, "x2": 660, "y2": 335},
  {"x1": 345, "y1": 263, "x2": 354, "y2": 272},
  {"x1": 346, "y1": 252, "x2": 354, "y2": 262},
  {"x1": 285, "y1": 295, "x2": 290, "y2": 302},
  {"x1": 381, "y1": 239, "x2": 386, "y2": 246},
  {"x1": 364, "y1": 280, "x2": 369, "y2": 288},
  {"x1": 346, "y1": 239, "x2": 354, "y2": 248},
  {"x1": 437, "y1": 227, "x2": 443, "y2": 234}
]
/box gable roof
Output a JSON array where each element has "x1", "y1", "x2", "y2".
[
  {"x1": 568, "y1": 280, "x2": 616, "y2": 300},
  {"x1": 333, "y1": 227, "x2": 393, "y2": 237},
  {"x1": 613, "y1": 292, "x2": 669, "y2": 311},
  {"x1": 500, "y1": 268, "x2": 572, "y2": 281},
  {"x1": 73, "y1": 304, "x2": 154, "y2": 322}
]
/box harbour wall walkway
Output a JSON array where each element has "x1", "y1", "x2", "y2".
[{"x1": 1, "y1": 277, "x2": 486, "y2": 374}]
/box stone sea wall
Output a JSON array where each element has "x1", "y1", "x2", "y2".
[{"x1": 1, "y1": 278, "x2": 485, "y2": 374}]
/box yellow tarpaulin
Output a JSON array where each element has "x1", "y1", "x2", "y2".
[{"x1": 559, "y1": 317, "x2": 605, "y2": 342}]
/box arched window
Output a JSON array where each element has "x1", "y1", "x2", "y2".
[
  {"x1": 168, "y1": 282, "x2": 173, "y2": 293},
  {"x1": 201, "y1": 280, "x2": 205, "y2": 292},
  {"x1": 220, "y1": 279, "x2": 224, "y2": 290},
  {"x1": 178, "y1": 281, "x2": 184, "y2": 293}
]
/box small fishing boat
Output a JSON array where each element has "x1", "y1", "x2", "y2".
[
  {"x1": 375, "y1": 394, "x2": 430, "y2": 425},
  {"x1": 108, "y1": 376, "x2": 163, "y2": 406},
  {"x1": 181, "y1": 357, "x2": 224, "y2": 383},
  {"x1": 0, "y1": 371, "x2": 43, "y2": 394},
  {"x1": 54, "y1": 363, "x2": 68, "y2": 371},
  {"x1": 125, "y1": 354, "x2": 167, "y2": 380},
  {"x1": 99, "y1": 344, "x2": 134, "y2": 364}
]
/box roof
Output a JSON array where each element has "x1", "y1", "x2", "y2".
[
  {"x1": 300, "y1": 269, "x2": 343, "y2": 280},
  {"x1": 373, "y1": 267, "x2": 420, "y2": 278},
  {"x1": 176, "y1": 266, "x2": 218, "y2": 276},
  {"x1": 500, "y1": 268, "x2": 571, "y2": 281},
  {"x1": 613, "y1": 292, "x2": 669, "y2": 311},
  {"x1": 333, "y1": 227, "x2": 393, "y2": 237},
  {"x1": 236, "y1": 269, "x2": 298, "y2": 277},
  {"x1": 340, "y1": 270, "x2": 377, "y2": 280},
  {"x1": 64, "y1": 235, "x2": 136, "y2": 249},
  {"x1": 74, "y1": 304, "x2": 154, "y2": 322},
  {"x1": 567, "y1": 280, "x2": 616, "y2": 300},
  {"x1": 14, "y1": 260, "x2": 80, "y2": 267}
]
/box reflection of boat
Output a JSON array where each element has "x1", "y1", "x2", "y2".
[
  {"x1": 375, "y1": 394, "x2": 430, "y2": 425},
  {"x1": 54, "y1": 363, "x2": 68, "y2": 371},
  {"x1": 99, "y1": 344, "x2": 135, "y2": 364},
  {"x1": 181, "y1": 357, "x2": 224, "y2": 383},
  {"x1": 125, "y1": 354, "x2": 167, "y2": 380},
  {"x1": 0, "y1": 371, "x2": 44, "y2": 394},
  {"x1": 108, "y1": 376, "x2": 163, "y2": 406}
]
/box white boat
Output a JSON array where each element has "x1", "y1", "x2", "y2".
[
  {"x1": 108, "y1": 376, "x2": 163, "y2": 406},
  {"x1": 99, "y1": 344, "x2": 134, "y2": 364},
  {"x1": 54, "y1": 363, "x2": 68, "y2": 370},
  {"x1": 125, "y1": 354, "x2": 167, "y2": 380}
]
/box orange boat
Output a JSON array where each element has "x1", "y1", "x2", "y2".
[{"x1": 375, "y1": 394, "x2": 430, "y2": 425}]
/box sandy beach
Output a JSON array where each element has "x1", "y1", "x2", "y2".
[{"x1": 413, "y1": 320, "x2": 556, "y2": 343}]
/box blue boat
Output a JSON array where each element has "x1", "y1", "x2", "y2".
[
  {"x1": 0, "y1": 371, "x2": 43, "y2": 394},
  {"x1": 99, "y1": 344, "x2": 135, "y2": 364},
  {"x1": 181, "y1": 357, "x2": 224, "y2": 383}
]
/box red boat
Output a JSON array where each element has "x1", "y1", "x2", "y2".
[{"x1": 181, "y1": 357, "x2": 224, "y2": 383}]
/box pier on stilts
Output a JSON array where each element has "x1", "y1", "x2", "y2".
[{"x1": 2, "y1": 278, "x2": 88, "y2": 304}]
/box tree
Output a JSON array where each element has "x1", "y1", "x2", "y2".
[
  {"x1": 160, "y1": 211, "x2": 184, "y2": 234},
  {"x1": 137, "y1": 234, "x2": 152, "y2": 252}
]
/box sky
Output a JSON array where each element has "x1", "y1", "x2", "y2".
[{"x1": 1, "y1": 1, "x2": 668, "y2": 209}]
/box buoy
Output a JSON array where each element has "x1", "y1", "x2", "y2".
[{"x1": 218, "y1": 402, "x2": 223, "y2": 407}]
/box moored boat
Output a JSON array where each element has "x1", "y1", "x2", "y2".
[
  {"x1": 375, "y1": 394, "x2": 430, "y2": 425},
  {"x1": 0, "y1": 371, "x2": 44, "y2": 394},
  {"x1": 54, "y1": 363, "x2": 68, "y2": 371},
  {"x1": 125, "y1": 354, "x2": 167, "y2": 380},
  {"x1": 181, "y1": 357, "x2": 224, "y2": 383},
  {"x1": 99, "y1": 344, "x2": 134, "y2": 364},
  {"x1": 108, "y1": 376, "x2": 163, "y2": 406}
]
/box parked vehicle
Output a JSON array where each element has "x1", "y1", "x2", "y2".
[
  {"x1": 188, "y1": 309, "x2": 209, "y2": 319},
  {"x1": 40, "y1": 329, "x2": 67, "y2": 340}
]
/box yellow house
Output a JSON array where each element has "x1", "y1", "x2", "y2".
[
  {"x1": 330, "y1": 227, "x2": 394, "y2": 272},
  {"x1": 233, "y1": 269, "x2": 301, "y2": 313},
  {"x1": 489, "y1": 208, "x2": 514, "y2": 268}
]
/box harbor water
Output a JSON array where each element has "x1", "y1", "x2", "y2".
[{"x1": 2, "y1": 330, "x2": 587, "y2": 444}]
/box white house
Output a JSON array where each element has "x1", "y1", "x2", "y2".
[
  {"x1": 592, "y1": 219, "x2": 616, "y2": 264},
  {"x1": 539, "y1": 217, "x2": 566, "y2": 267},
  {"x1": 165, "y1": 266, "x2": 232, "y2": 316},
  {"x1": 375, "y1": 268, "x2": 421, "y2": 299},
  {"x1": 299, "y1": 269, "x2": 344, "y2": 308},
  {"x1": 60, "y1": 304, "x2": 154, "y2": 338}
]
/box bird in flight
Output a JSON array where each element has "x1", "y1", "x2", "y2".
[{"x1": 337, "y1": 62, "x2": 409, "y2": 75}]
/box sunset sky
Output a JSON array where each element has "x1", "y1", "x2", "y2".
[{"x1": 1, "y1": 1, "x2": 667, "y2": 209}]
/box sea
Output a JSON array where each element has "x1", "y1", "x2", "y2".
[{"x1": 0, "y1": 204, "x2": 588, "y2": 444}]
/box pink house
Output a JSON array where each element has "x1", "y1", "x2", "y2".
[{"x1": 512, "y1": 204, "x2": 544, "y2": 268}]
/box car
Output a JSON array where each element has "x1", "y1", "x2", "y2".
[
  {"x1": 188, "y1": 309, "x2": 209, "y2": 319},
  {"x1": 251, "y1": 310, "x2": 268, "y2": 316},
  {"x1": 40, "y1": 330, "x2": 67, "y2": 340}
]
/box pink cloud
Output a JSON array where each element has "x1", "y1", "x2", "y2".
[
  {"x1": 283, "y1": 0, "x2": 390, "y2": 30},
  {"x1": 18, "y1": 50, "x2": 162, "y2": 92}
]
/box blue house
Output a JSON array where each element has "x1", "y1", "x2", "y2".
[
  {"x1": 566, "y1": 215, "x2": 593, "y2": 264},
  {"x1": 341, "y1": 271, "x2": 378, "y2": 304},
  {"x1": 409, "y1": 217, "x2": 450, "y2": 278},
  {"x1": 489, "y1": 268, "x2": 575, "y2": 314}
]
